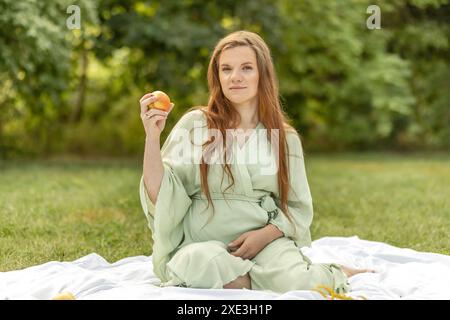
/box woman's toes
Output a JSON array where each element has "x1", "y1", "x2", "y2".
[{"x1": 341, "y1": 265, "x2": 377, "y2": 277}]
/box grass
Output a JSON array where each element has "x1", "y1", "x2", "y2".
[
  {"x1": 307, "y1": 152, "x2": 450, "y2": 255},
  {"x1": 1, "y1": 153, "x2": 449, "y2": 272},
  {"x1": 0, "y1": 157, "x2": 152, "y2": 272}
]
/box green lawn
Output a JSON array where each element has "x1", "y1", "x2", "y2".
[{"x1": 1, "y1": 153, "x2": 449, "y2": 272}]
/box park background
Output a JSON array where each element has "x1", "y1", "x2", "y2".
[{"x1": 0, "y1": 0, "x2": 449, "y2": 271}]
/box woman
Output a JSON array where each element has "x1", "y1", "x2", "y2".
[{"x1": 139, "y1": 30, "x2": 372, "y2": 293}]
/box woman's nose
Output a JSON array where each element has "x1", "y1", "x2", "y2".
[{"x1": 231, "y1": 70, "x2": 243, "y2": 82}]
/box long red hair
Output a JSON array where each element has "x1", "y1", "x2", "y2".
[{"x1": 188, "y1": 30, "x2": 299, "y2": 226}]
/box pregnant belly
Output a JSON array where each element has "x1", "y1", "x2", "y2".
[{"x1": 184, "y1": 199, "x2": 268, "y2": 244}]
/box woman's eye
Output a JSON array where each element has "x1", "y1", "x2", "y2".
[{"x1": 221, "y1": 66, "x2": 252, "y2": 71}]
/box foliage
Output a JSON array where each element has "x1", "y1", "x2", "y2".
[{"x1": 0, "y1": 0, "x2": 448, "y2": 157}]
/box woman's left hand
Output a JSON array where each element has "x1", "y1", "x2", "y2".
[{"x1": 228, "y1": 225, "x2": 283, "y2": 260}]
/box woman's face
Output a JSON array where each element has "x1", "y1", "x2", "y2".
[{"x1": 218, "y1": 46, "x2": 259, "y2": 107}]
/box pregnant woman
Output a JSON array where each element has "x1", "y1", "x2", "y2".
[{"x1": 139, "y1": 30, "x2": 372, "y2": 294}]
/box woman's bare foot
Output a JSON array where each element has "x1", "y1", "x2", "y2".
[
  {"x1": 223, "y1": 273, "x2": 252, "y2": 289},
  {"x1": 339, "y1": 265, "x2": 376, "y2": 278}
]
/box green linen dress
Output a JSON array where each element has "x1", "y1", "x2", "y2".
[{"x1": 139, "y1": 109, "x2": 349, "y2": 294}]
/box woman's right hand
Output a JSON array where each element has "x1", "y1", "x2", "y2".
[{"x1": 140, "y1": 92, "x2": 175, "y2": 140}]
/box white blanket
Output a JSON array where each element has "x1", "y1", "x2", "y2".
[{"x1": 1, "y1": 236, "x2": 449, "y2": 300}]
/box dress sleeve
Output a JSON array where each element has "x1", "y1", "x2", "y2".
[
  {"x1": 139, "y1": 110, "x2": 202, "y2": 281},
  {"x1": 268, "y1": 132, "x2": 314, "y2": 248}
]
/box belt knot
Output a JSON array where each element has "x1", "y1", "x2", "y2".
[{"x1": 260, "y1": 194, "x2": 278, "y2": 223}]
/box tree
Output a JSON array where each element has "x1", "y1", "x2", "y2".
[{"x1": 0, "y1": 0, "x2": 98, "y2": 156}]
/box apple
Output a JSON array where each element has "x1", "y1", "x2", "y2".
[
  {"x1": 52, "y1": 292, "x2": 76, "y2": 300},
  {"x1": 147, "y1": 90, "x2": 172, "y2": 112}
]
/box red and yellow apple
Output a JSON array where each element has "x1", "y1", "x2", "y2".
[{"x1": 147, "y1": 90, "x2": 172, "y2": 112}]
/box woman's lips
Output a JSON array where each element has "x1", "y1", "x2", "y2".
[{"x1": 230, "y1": 87, "x2": 246, "y2": 90}]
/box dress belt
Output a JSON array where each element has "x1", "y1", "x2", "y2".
[{"x1": 190, "y1": 192, "x2": 279, "y2": 223}]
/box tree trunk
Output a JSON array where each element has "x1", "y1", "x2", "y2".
[
  {"x1": 70, "y1": 37, "x2": 89, "y2": 123},
  {"x1": 0, "y1": 117, "x2": 3, "y2": 158}
]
